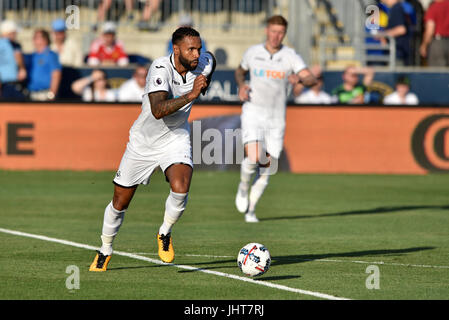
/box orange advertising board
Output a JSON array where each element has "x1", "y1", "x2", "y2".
[
  {"x1": 0, "y1": 103, "x2": 448, "y2": 174},
  {"x1": 282, "y1": 107, "x2": 449, "y2": 174}
]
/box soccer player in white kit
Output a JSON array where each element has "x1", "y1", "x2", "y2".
[
  {"x1": 90, "y1": 27, "x2": 215, "y2": 271},
  {"x1": 235, "y1": 15, "x2": 317, "y2": 223}
]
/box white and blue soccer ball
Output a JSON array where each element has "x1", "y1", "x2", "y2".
[{"x1": 237, "y1": 243, "x2": 271, "y2": 277}]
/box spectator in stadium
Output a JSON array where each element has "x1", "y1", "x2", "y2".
[
  {"x1": 379, "y1": 0, "x2": 413, "y2": 65},
  {"x1": 50, "y1": 18, "x2": 83, "y2": 67},
  {"x1": 93, "y1": 0, "x2": 162, "y2": 31},
  {"x1": 419, "y1": 0, "x2": 449, "y2": 66},
  {"x1": 27, "y1": 29, "x2": 62, "y2": 101},
  {"x1": 0, "y1": 35, "x2": 25, "y2": 99},
  {"x1": 93, "y1": 0, "x2": 134, "y2": 31},
  {"x1": 383, "y1": 75, "x2": 419, "y2": 105},
  {"x1": 137, "y1": 0, "x2": 163, "y2": 31},
  {"x1": 87, "y1": 22, "x2": 129, "y2": 67},
  {"x1": 71, "y1": 69, "x2": 117, "y2": 102},
  {"x1": 293, "y1": 65, "x2": 332, "y2": 104},
  {"x1": 166, "y1": 15, "x2": 207, "y2": 55},
  {"x1": 1, "y1": 20, "x2": 27, "y2": 83},
  {"x1": 117, "y1": 65, "x2": 148, "y2": 102},
  {"x1": 331, "y1": 66, "x2": 375, "y2": 104}
]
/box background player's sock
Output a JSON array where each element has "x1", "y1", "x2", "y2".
[
  {"x1": 248, "y1": 173, "x2": 270, "y2": 213},
  {"x1": 100, "y1": 201, "x2": 126, "y2": 255},
  {"x1": 240, "y1": 157, "x2": 258, "y2": 191},
  {"x1": 159, "y1": 190, "x2": 188, "y2": 236}
]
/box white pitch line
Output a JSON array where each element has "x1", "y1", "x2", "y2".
[
  {"x1": 300, "y1": 258, "x2": 449, "y2": 269},
  {"x1": 0, "y1": 227, "x2": 349, "y2": 301},
  {"x1": 133, "y1": 253, "x2": 449, "y2": 270}
]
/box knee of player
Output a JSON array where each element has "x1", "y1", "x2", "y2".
[
  {"x1": 170, "y1": 180, "x2": 190, "y2": 194},
  {"x1": 112, "y1": 195, "x2": 130, "y2": 211}
]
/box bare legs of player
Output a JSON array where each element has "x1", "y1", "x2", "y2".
[{"x1": 99, "y1": 163, "x2": 192, "y2": 259}]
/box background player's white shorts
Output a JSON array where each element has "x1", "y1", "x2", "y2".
[
  {"x1": 113, "y1": 137, "x2": 193, "y2": 187},
  {"x1": 241, "y1": 103, "x2": 285, "y2": 159}
]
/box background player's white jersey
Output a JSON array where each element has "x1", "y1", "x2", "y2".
[
  {"x1": 240, "y1": 44, "x2": 307, "y2": 121},
  {"x1": 126, "y1": 52, "x2": 215, "y2": 156}
]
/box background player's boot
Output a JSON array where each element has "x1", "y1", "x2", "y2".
[
  {"x1": 235, "y1": 183, "x2": 249, "y2": 213},
  {"x1": 89, "y1": 251, "x2": 111, "y2": 272},
  {"x1": 245, "y1": 211, "x2": 259, "y2": 223},
  {"x1": 157, "y1": 233, "x2": 174, "y2": 263}
]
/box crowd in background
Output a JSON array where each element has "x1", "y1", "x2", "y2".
[
  {"x1": 292, "y1": 64, "x2": 419, "y2": 105},
  {"x1": 366, "y1": 0, "x2": 449, "y2": 67},
  {"x1": 0, "y1": 0, "x2": 447, "y2": 104},
  {"x1": 0, "y1": 17, "x2": 148, "y2": 102}
]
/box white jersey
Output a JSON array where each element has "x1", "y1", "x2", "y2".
[
  {"x1": 295, "y1": 89, "x2": 332, "y2": 104},
  {"x1": 240, "y1": 44, "x2": 307, "y2": 121},
  {"x1": 383, "y1": 91, "x2": 419, "y2": 105},
  {"x1": 126, "y1": 52, "x2": 215, "y2": 157}
]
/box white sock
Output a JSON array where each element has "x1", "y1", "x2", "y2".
[
  {"x1": 248, "y1": 173, "x2": 270, "y2": 213},
  {"x1": 158, "y1": 190, "x2": 188, "y2": 236},
  {"x1": 240, "y1": 157, "x2": 257, "y2": 192},
  {"x1": 100, "y1": 201, "x2": 126, "y2": 255}
]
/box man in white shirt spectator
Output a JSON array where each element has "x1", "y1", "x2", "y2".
[
  {"x1": 294, "y1": 65, "x2": 332, "y2": 104},
  {"x1": 50, "y1": 19, "x2": 84, "y2": 67},
  {"x1": 117, "y1": 65, "x2": 148, "y2": 102},
  {"x1": 71, "y1": 69, "x2": 116, "y2": 102},
  {"x1": 383, "y1": 76, "x2": 419, "y2": 105}
]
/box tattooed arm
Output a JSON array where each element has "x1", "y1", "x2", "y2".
[
  {"x1": 149, "y1": 75, "x2": 207, "y2": 120},
  {"x1": 235, "y1": 66, "x2": 250, "y2": 102},
  {"x1": 297, "y1": 68, "x2": 318, "y2": 88}
]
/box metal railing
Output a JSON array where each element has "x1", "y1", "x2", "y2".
[
  {"x1": 0, "y1": 0, "x2": 276, "y2": 31},
  {"x1": 319, "y1": 33, "x2": 396, "y2": 70},
  {"x1": 314, "y1": 0, "x2": 399, "y2": 70}
]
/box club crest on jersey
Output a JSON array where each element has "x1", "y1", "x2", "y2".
[
  {"x1": 253, "y1": 69, "x2": 286, "y2": 80},
  {"x1": 152, "y1": 77, "x2": 164, "y2": 87}
]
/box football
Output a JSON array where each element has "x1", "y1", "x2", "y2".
[{"x1": 237, "y1": 243, "x2": 271, "y2": 277}]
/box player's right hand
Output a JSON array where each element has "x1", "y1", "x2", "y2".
[
  {"x1": 419, "y1": 44, "x2": 428, "y2": 58},
  {"x1": 238, "y1": 84, "x2": 251, "y2": 102},
  {"x1": 189, "y1": 75, "x2": 208, "y2": 100},
  {"x1": 91, "y1": 69, "x2": 106, "y2": 81}
]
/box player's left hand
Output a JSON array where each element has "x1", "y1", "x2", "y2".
[
  {"x1": 288, "y1": 73, "x2": 300, "y2": 85},
  {"x1": 188, "y1": 75, "x2": 208, "y2": 100}
]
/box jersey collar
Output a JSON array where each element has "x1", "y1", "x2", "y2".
[{"x1": 263, "y1": 44, "x2": 284, "y2": 59}]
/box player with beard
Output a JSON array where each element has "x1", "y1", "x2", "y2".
[{"x1": 90, "y1": 27, "x2": 216, "y2": 271}]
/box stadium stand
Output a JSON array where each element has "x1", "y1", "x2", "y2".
[{"x1": 0, "y1": 0, "x2": 448, "y2": 104}]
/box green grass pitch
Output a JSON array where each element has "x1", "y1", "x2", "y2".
[{"x1": 0, "y1": 170, "x2": 448, "y2": 300}]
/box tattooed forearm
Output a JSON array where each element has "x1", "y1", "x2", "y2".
[
  {"x1": 235, "y1": 66, "x2": 248, "y2": 88},
  {"x1": 300, "y1": 74, "x2": 318, "y2": 88},
  {"x1": 149, "y1": 91, "x2": 191, "y2": 120}
]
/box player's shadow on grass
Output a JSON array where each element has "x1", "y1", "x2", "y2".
[
  {"x1": 107, "y1": 265, "x2": 168, "y2": 271},
  {"x1": 261, "y1": 204, "x2": 449, "y2": 221},
  {"x1": 255, "y1": 275, "x2": 301, "y2": 281},
  {"x1": 184, "y1": 246, "x2": 434, "y2": 270},
  {"x1": 272, "y1": 246, "x2": 435, "y2": 266}
]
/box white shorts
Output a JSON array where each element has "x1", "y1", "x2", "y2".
[
  {"x1": 113, "y1": 137, "x2": 193, "y2": 188},
  {"x1": 241, "y1": 104, "x2": 285, "y2": 159}
]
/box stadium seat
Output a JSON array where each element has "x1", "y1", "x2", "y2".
[{"x1": 128, "y1": 54, "x2": 152, "y2": 65}]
